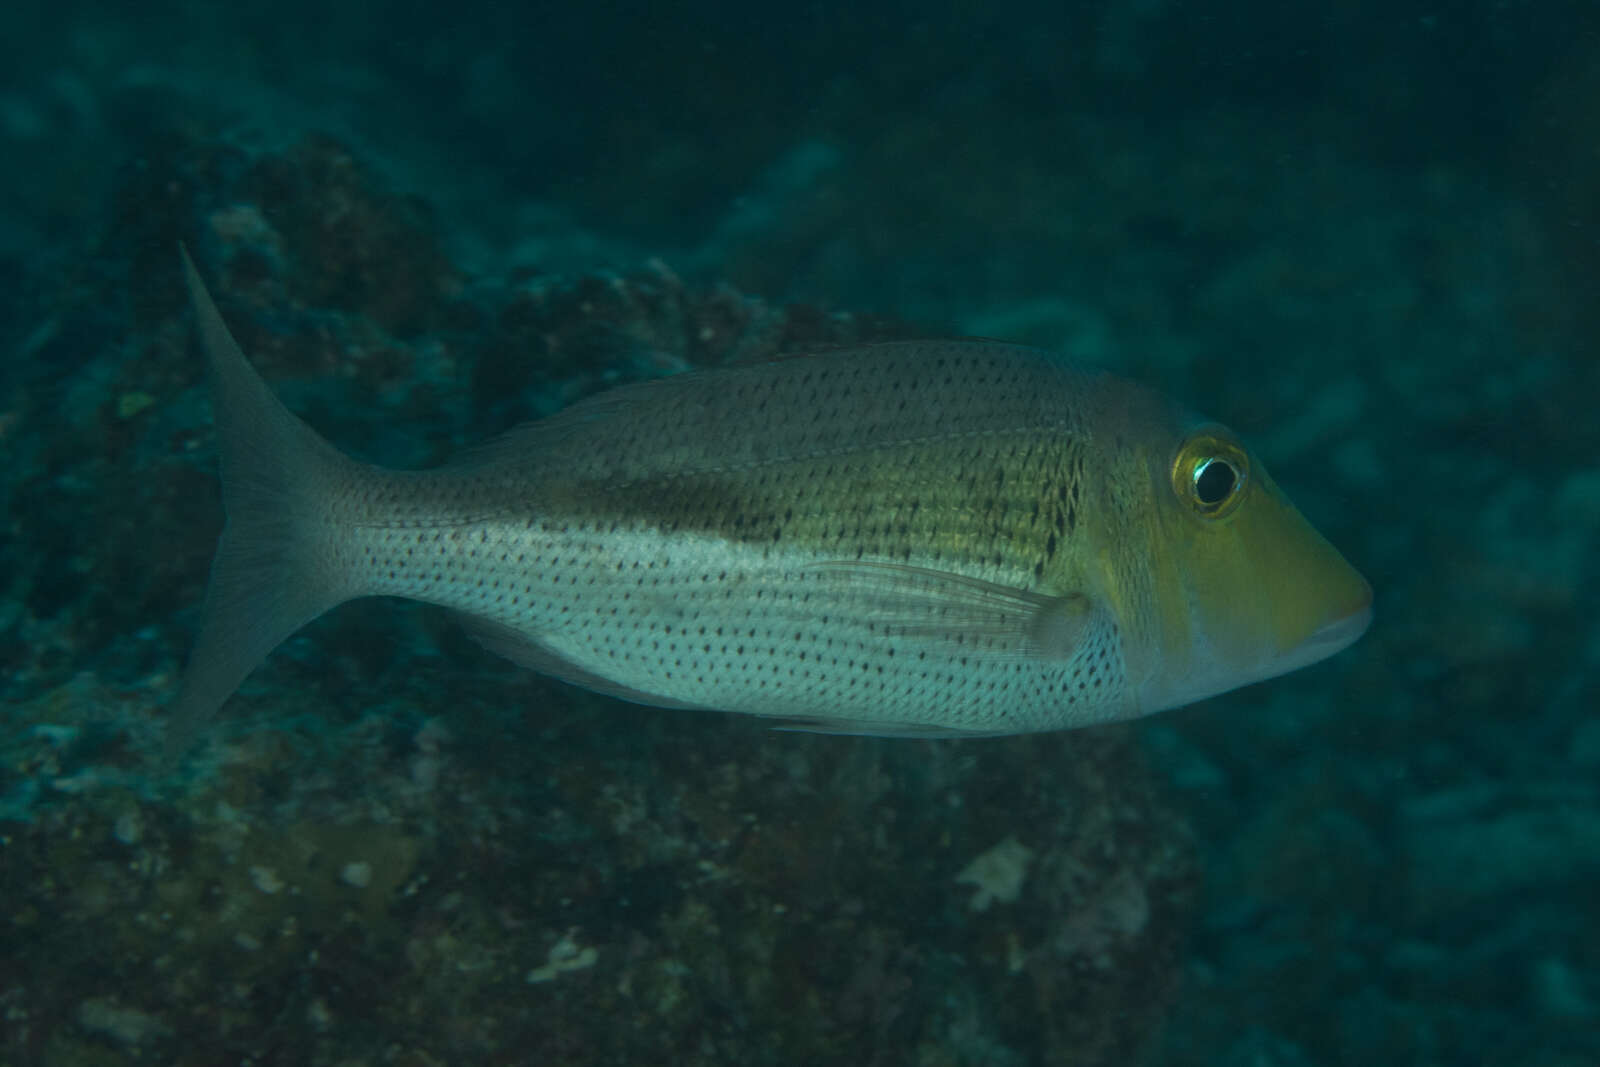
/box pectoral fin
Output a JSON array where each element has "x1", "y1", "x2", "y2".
[{"x1": 805, "y1": 560, "x2": 1093, "y2": 660}]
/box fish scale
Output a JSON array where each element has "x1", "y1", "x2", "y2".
[
  {"x1": 168, "y1": 250, "x2": 1372, "y2": 751},
  {"x1": 325, "y1": 347, "x2": 1129, "y2": 733}
]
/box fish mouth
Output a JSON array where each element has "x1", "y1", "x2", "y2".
[
  {"x1": 1248, "y1": 598, "x2": 1371, "y2": 688},
  {"x1": 1303, "y1": 600, "x2": 1373, "y2": 657}
]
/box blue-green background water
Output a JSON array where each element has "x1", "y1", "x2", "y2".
[{"x1": 2, "y1": 2, "x2": 1597, "y2": 1064}]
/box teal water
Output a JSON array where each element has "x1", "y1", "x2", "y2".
[{"x1": 1, "y1": 3, "x2": 1596, "y2": 1064}]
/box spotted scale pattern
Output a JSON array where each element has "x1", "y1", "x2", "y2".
[{"x1": 322, "y1": 342, "x2": 1154, "y2": 733}]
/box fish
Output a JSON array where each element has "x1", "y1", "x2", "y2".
[{"x1": 169, "y1": 247, "x2": 1372, "y2": 750}]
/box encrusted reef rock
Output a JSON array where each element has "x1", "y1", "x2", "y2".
[{"x1": 0, "y1": 124, "x2": 1196, "y2": 1066}]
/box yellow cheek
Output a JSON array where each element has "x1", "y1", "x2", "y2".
[{"x1": 1186, "y1": 481, "x2": 1370, "y2": 658}]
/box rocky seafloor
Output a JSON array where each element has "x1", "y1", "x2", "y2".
[{"x1": 0, "y1": 127, "x2": 1197, "y2": 1066}]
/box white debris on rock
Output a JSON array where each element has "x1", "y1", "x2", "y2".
[
  {"x1": 77, "y1": 997, "x2": 170, "y2": 1045},
  {"x1": 248, "y1": 865, "x2": 285, "y2": 894},
  {"x1": 526, "y1": 931, "x2": 599, "y2": 983},
  {"x1": 112, "y1": 810, "x2": 142, "y2": 846},
  {"x1": 340, "y1": 860, "x2": 373, "y2": 888},
  {"x1": 955, "y1": 835, "x2": 1035, "y2": 912}
]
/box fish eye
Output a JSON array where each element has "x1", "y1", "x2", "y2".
[
  {"x1": 1193, "y1": 457, "x2": 1238, "y2": 506},
  {"x1": 1171, "y1": 428, "x2": 1250, "y2": 519}
]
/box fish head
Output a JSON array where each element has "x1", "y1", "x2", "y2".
[{"x1": 1130, "y1": 419, "x2": 1373, "y2": 714}]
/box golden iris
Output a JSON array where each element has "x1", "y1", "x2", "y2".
[{"x1": 1171, "y1": 428, "x2": 1250, "y2": 519}]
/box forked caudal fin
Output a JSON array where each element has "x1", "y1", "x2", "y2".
[{"x1": 166, "y1": 248, "x2": 363, "y2": 758}]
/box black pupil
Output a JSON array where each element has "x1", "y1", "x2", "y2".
[{"x1": 1194, "y1": 458, "x2": 1237, "y2": 505}]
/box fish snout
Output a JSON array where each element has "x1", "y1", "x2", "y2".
[{"x1": 1298, "y1": 581, "x2": 1373, "y2": 659}]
